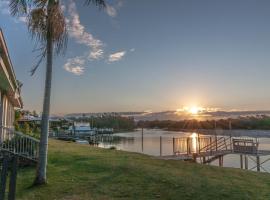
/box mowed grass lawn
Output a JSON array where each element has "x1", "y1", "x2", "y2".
[{"x1": 16, "y1": 139, "x2": 270, "y2": 200}]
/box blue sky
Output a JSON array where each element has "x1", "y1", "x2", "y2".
[{"x1": 1, "y1": 0, "x2": 270, "y2": 114}]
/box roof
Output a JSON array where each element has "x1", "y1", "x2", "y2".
[
  {"x1": 74, "y1": 122, "x2": 91, "y2": 131},
  {"x1": 0, "y1": 28, "x2": 23, "y2": 108}
]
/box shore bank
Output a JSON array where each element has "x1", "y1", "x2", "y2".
[{"x1": 16, "y1": 139, "x2": 270, "y2": 200}]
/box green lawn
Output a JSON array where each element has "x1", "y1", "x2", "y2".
[{"x1": 16, "y1": 139, "x2": 270, "y2": 200}]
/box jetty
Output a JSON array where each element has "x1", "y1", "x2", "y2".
[{"x1": 162, "y1": 134, "x2": 270, "y2": 172}]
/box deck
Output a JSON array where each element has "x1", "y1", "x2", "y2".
[{"x1": 160, "y1": 135, "x2": 270, "y2": 171}]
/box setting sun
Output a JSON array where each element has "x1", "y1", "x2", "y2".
[
  {"x1": 175, "y1": 106, "x2": 204, "y2": 115},
  {"x1": 189, "y1": 106, "x2": 200, "y2": 115}
]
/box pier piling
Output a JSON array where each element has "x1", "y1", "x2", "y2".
[
  {"x1": 240, "y1": 154, "x2": 243, "y2": 169},
  {"x1": 256, "y1": 156, "x2": 260, "y2": 172},
  {"x1": 172, "y1": 137, "x2": 175, "y2": 155},
  {"x1": 218, "y1": 156, "x2": 223, "y2": 167},
  {"x1": 244, "y1": 155, "x2": 248, "y2": 170},
  {"x1": 160, "y1": 136, "x2": 162, "y2": 156}
]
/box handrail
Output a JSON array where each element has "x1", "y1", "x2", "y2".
[
  {"x1": 0, "y1": 126, "x2": 39, "y2": 162},
  {"x1": 199, "y1": 136, "x2": 231, "y2": 153},
  {"x1": 199, "y1": 137, "x2": 223, "y2": 152}
]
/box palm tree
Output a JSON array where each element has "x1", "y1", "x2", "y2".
[{"x1": 9, "y1": 0, "x2": 106, "y2": 185}]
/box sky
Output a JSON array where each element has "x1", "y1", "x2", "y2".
[{"x1": 1, "y1": 0, "x2": 270, "y2": 114}]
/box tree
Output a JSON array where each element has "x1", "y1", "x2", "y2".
[{"x1": 9, "y1": 0, "x2": 106, "y2": 185}]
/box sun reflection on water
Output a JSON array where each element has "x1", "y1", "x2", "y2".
[{"x1": 190, "y1": 133, "x2": 198, "y2": 153}]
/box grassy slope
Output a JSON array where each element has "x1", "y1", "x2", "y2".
[{"x1": 16, "y1": 139, "x2": 270, "y2": 200}]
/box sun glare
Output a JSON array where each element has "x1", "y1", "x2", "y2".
[
  {"x1": 189, "y1": 106, "x2": 199, "y2": 115},
  {"x1": 176, "y1": 106, "x2": 205, "y2": 115}
]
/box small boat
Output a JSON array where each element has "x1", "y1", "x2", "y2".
[{"x1": 75, "y1": 139, "x2": 89, "y2": 144}]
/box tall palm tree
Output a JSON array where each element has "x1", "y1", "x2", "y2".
[{"x1": 9, "y1": 0, "x2": 106, "y2": 185}]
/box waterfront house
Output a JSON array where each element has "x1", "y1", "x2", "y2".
[
  {"x1": 69, "y1": 122, "x2": 95, "y2": 136},
  {"x1": 0, "y1": 29, "x2": 23, "y2": 132}
]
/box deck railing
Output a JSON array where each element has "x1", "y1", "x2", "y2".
[
  {"x1": 232, "y1": 137, "x2": 259, "y2": 154},
  {"x1": 173, "y1": 135, "x2": 232, "y2": 155},
  {"x1": 199, "y1": 136, "x2": 232, "y2": 153},
  {"x1": 0, "y1": 126, "x2": 39, "y2": 162}
]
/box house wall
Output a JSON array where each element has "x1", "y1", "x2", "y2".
[{"x1": 0, "y1": 92, "x2": 15, "y2": 129}]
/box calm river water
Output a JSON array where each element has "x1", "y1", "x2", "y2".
[{"x1": 97, "y1": 129, "x2": 270, "y2": 172}]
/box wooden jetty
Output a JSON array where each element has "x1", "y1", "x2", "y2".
[{"x1": 162, "y1": 135, "x2": 270, "y2": 172}]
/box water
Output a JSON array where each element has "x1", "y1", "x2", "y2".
[{"x1": 97, "y1": 129, "x2": 270, "y2": 172}]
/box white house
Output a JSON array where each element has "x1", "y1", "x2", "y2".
[
  {"x1": 69, "y1": 122, "x2": 95, "y2": 136},
  {"x1": 0, "y1": 29, "x2": 23, "y2": 131}
]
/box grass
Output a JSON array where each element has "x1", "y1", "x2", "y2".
[{"x1": 16, "y1": 139, "x2": 270, "y2": 200}]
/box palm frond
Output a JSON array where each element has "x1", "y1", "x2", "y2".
[
  {"x1": 48, "y1": 2, "x2": 68, "y2": 55},
  {"x1": 28, "y1": 8, "x2": 47, "y2": 42},
  {"x1": 29, "y1": 1, "x2": 68, "y2": 75},
  {"x1": 9, "y1": 0, "x2": 28, "y2": 16},
  {"x1": 84, "y1": 0, "x2": 106, "y2": 9},
  {"x1": 30, "y1": 45, "x2": 47, "y2": 76},
  {"x1": 33, "y1": 0, "x2": 48, "y2": 8}
]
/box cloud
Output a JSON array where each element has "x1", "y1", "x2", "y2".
[
  {"x1": 108, "y1": 51, "x2": 126, "y2": 62},
  {"x1": 18, "y1": 16, "x2": 27, "y2": 23},
  {"x1": 64, "y1": 0, "x2": 106, "y2": 75},
  {"x1": 67, "y1": 0, "x2": 104, "y2": 60},
  {"x1": 105, "y1": 0, "x2": 124, "y2": 17},
  {"x1": 106, "y1": 5, "x2": 117, "y2": 17},
  {"x1": 89, "y1": 49, "x2": 104, "y2": 60},
  {"x1": 0, "y1": 0, "x2": 9, "y2": 15},
  {"x1": 130, "y1": 48, "x2": 135, "y2": 52},
  {"x1": 63, "y1": 57, "x2": 85, "y2": 75}
]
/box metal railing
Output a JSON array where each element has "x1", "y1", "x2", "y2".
[
  {"x1": 0, "y1": 126, "x2": 39, "y2": 162},
  {"x1": 173, "y1": 137, "x2": 193, "y2": 155},
  {"x1": 199, "y1": 136, "x2": 232, "y2": 154},
  {"x1": 173, "y1": 135, "x2": 232, "y2": 155},
  {"x1": 232, "y1": 137, "x2": 259, "y2": 154}
]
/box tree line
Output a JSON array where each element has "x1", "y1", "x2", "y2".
[{"x1": 137, "y1": 115, "x2": 270, "y2": 130}]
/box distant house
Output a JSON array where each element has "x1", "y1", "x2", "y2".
[
  {"x1": 69, "y1": 122, "x2": 95, "y2": 136},
  {"x1": 0, "y1": 29, "x2": 23, "y2": 130}
]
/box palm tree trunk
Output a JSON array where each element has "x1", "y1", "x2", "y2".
[{"x1": 34, "y1": 16, "x2": 53, "y2": 185}]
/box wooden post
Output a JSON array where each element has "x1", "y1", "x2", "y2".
[
  {"x1": 210, "y1": 137, "x2": 212, "y2": 154},
  {"x1": 172, "y1": 137, "x2": 175, "y2": 155},
  {"x1": 141, "y1": 128, "x2": 144, "y2": 152},
  {"x1": 230, "y1": 135, "x2": 232, "y2": 151},
  {"x1": 245, "y1": 155, "x2": 248, "y2": 170},
  {"x1": 229, "y1": 120, "x2": 233, "y2": 151},
  {"x1": 215, "y1": 135, "x2": 218, "y2": 152},
  {"x1": 203, "y1": 156, "x2": 206, "y2": 164},
  {"x1": 240, "y1": 154, "x2": 243, "y2": 169},
  {"x1": 256, "y1": 156, "x2": 260, "y2": 172},
  {"x1": 8, "y1": 156, "x2": 18, "y2": 200},
  {"x1": 198, "y1": 135, "x2": 201, "y2": 154},
  {"x1": 192, "y1": 153, "x2": 197, "y2": 163},
  {"x1": 187, "y1": 138, "x2": 189, "y2": 154},
  {"x1": 160, "y1": 136, "x2": 162, "y2": 156},
  {"x1": 219, "y1": 156, "x2": 223, "y2": 167},
  {"x1": 0, "y1": 155, "x2": 9, "y2": 200}
]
